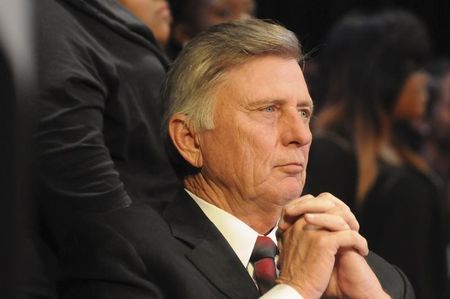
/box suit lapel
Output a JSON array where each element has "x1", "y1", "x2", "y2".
[{"x1": 163, "y1": 191, "x2": 259, "y2": 299}]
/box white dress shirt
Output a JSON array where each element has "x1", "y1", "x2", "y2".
[{"x1": 186, "y1": 189, "x2": 303, "y2": 299}]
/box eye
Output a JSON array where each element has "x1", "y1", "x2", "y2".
[
  {"x1": 215, "y1": 9, "x2": 232, "y2": 18},
  {"x1": 263, "y1": 105, "x2": 277, "y2": 113},
  {"x1": 298, "y1": 109, "x2": 311, "y2": 119}
]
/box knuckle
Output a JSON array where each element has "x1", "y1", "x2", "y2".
[
  {"x1": 342, "y1": 204, "x2": 351, "y2": 213},
  {"x1": 348, "y1": 230, "x2": 359, "y2": 242},
  {"x1": 316, "y1": 234, "x2": 330, "y2": 248},
  {"x1": 318, "y1": 191, "x2": 332, "y2": 198},
  {"x1": 337, "y1": 218, "x2": 348, "y2": 228},
  {"x1": 293, "y1": 217, "x2": 306, "y2": 232}
]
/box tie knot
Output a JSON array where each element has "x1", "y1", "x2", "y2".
[{"x1": 250, "y1": 236, "x2": 277, "y2": 262}]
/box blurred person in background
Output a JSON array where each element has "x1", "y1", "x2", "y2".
[
  {"x1": 0, "y1": 0, "x2": 45, "y2": 298},
  {"x1": 36, "y1": 0, "x2": 181, "y2": 236},
  {"x1": 304, "y1": 9, "x2": 448, "y2": 299},
  {"x1": 423, "y1": 59, "x2": 450, "y2": 197},
  {"x1": 166, "y1": 0, "x2": 256, "y2": 59},
  {"x1": 119, "y1": 0, "x2": 172, "y2": 47},
  {"x1": 423, "y1": 58, "x2": 450, "y2": 297},
  {"x1": 34, "y1": 0, "x2": 182, "y2": 296}
]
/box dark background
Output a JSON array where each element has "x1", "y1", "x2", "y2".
[{"x1": 256, "y1": 0, "x2": 449, "y2": 57}]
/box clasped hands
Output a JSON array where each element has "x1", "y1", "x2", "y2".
[{"x1": 276, "y1": 193, "x2": 390, "y2": 299}]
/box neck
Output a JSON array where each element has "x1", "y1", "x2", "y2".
[{"x1": 184, "y1": 174, "x2": 281, "y2": 234}]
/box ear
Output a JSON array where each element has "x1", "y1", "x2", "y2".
[{"x1": 168, "y1": 113, "x2": 203, "y2": 168}]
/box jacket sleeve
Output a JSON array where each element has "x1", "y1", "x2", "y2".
[
  {"x1": 58, "y1": 217, "x2": 164, "y2": 299},
  {"x1": 35, "y1": 8, "x2": 132, "y2": 222},
  {"x1": 365, "y1": 252, "x2": 415, "y2": 299},
  {"x1": 36, "y1": 53, "x2": 130, "y2": 211}
]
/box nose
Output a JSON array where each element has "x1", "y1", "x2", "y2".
[{"x1": 280, "y1": 109, "x2": 312, "y2": 147}]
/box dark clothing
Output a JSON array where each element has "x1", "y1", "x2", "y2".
[
  {"x1": 58, "y1": 190, "x2": 414, "y2": 299},
  {"x1": 35, "y1": 0, "x2": 181, "y2": 240},
  {"x1": 33, "y1": 0, "x2": 182, "y2": 297},
  {"x1": 0, "y1": 38, "x2": 19, "y2": 299},
  {"x1": 304, "y1": 132, "x2": 448, "y2": 299},
  {"x1": 165, "y1": 38, "x2": 183, "y2": 61}
]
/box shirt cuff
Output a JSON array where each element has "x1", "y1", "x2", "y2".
[{"x1": 259, "y1": 284, "x2": 304, "y2": 299}]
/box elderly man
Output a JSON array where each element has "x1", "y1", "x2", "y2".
[{"x1": 59, "y1": 19, "x2": 413, "y2": 299}]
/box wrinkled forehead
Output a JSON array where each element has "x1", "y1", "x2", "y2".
[{"x1": 211, "y1": 56, "x2": 310, "y2": 108}]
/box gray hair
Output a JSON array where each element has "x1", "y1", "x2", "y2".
[
  {"x1": 163, "y1": 18, "x2": 302, "y2": 133},
  {"x1": 162, "y1": 18, "x2": 302, "y2": 177}
]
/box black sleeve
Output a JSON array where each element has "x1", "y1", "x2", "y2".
[
  {"x1": 35, "y1": 3, "x2": 131, "y2": 219},
  {"x1": 36, "y1": 55, "x2": 130, "y2": 211}
]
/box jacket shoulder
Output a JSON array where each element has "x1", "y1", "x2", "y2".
[{"x1": 366, "y1": 251, "x2": 415, "y2": 299}]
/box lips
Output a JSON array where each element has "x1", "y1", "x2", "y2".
[{"x1": 276, "y1": 162, "x2": 304, "y2": 174}]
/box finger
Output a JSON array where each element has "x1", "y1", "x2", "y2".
[
  {"x1": 285, "y1": 194, "x2": 335, "y2": 216},
  {"x1": 284, "y1": 194, "x2": 315, "y2": 210},
  {"x1": 279, "y1": 195, "x2": 336, "y2": 231},
  {"x1": 316, "y1": 193, "x2": 360, "y2": 231},
  {"x1": 332, "y1": 230, "x2": 369, "y2": 256},
  {"x1": 327, "y1": 205, "x2": 360, "y2": 231},
  {"x1": 278, "y1": 211, "x2": 308, "y2": 234},
  {"x1": 304, "y1": 213, "x2": 351, "y2": 232},
  {"x1": 316, "y1": 192, "x2": 351, "y2": 210}
]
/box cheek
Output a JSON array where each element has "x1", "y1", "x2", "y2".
[
  {"x1": 234, "y1": 130, "x2": 275, "y2": 174},
  {"x1": 227, "y1": 130, "x2": 278, "y2": 188},
  {"x1": 411, "y1": 94, "x2": 428, "y2": 119},
  {"x1": 303, "y1": 143, "x2": 311, "y2": 166},
  {"x1": 403, "y1": 75, "x2": 430, "y2": 119},
  {"x1": 395, "y1": 93, "x2": 426, "y2": 120}
]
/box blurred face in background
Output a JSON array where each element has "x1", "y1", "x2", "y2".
[
  {"x1": 430, "y1": 73, "x2": 450, "y2": 148},
  {"x1": 119, "y1": 0, "x2": 172, "y2": 47},
  {"x1": 173, "y1": 0, "x2": 255, "y2": 45},
  {"x1": 393, "y1": 71, "x2": 431, "y2": 121},
  {"x1": 195, "y1": 0, "x2": 255, "y2": 30}
]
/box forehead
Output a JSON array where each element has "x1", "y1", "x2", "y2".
[{"x1": 216, "y1": 55, "x2": 311, "y2": 107}]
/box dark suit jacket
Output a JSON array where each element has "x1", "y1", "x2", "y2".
[{"x1": 58, "y1": 190, "x2": 415, "y2": 299}]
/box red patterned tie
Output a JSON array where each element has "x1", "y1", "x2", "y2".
[{"x1": 250, "y1": 236, "x2": 278, "y2": 295}]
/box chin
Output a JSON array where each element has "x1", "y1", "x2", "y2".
[
  {"x1": 273, "y1": 184, "x2": 303, "y2": 205},
  {"x1": 283, "y1": 178, "x2": 303, "y2": 195}
]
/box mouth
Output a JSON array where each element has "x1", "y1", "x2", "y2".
[{"x1": 276, "y1": 163, "x2": 304, "y2": 174}]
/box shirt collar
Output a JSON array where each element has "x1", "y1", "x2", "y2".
[{"x1": 185, "y1": 189, "x2": 277, "y2": 268}]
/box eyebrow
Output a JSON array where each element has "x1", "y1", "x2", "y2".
[{"x1": 247, "y1": 98, "x2": 314, "y2": 110}]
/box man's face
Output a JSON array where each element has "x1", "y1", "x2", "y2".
[{"x1": 198, "y1": 55, "x2": 313, "y2": 208}]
